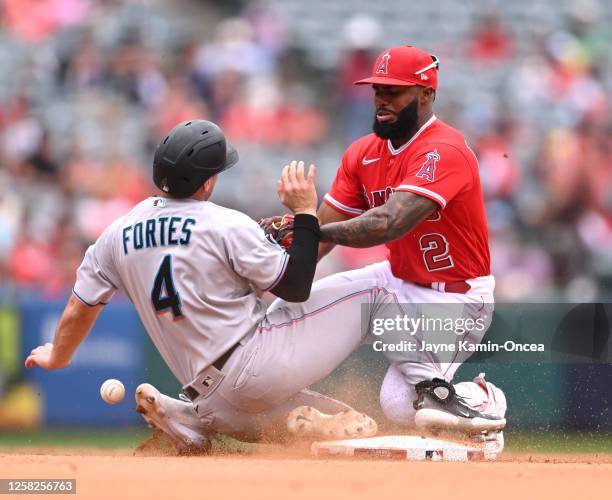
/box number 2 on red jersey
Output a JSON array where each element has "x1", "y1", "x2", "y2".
[{"x1": 419, "y1": 233, "x2": 454, "y2": 271}]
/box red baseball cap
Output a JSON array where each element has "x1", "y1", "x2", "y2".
[{"x1": 354, "y1": 45, "x2": 439, "y2": 90}]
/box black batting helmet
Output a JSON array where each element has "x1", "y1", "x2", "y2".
[{"x1": 153, "y1": 120, "x2": 238, "y2": 198}]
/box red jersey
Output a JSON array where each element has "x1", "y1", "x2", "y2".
[{"x1": 324, "y1": 115, "x2": 491, "y2": 284}]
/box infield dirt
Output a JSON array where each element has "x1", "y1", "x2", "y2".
[{"x1": 2, "y1": 445, "x2": 612, "y2": 500}]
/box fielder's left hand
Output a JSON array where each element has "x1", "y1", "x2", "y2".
[{"x1": 259, "y1": 214, "x2": 295, "y2": 250}]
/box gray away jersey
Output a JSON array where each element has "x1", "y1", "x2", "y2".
[{"x1": 73, "y1": 196, "x2": 289, "y2": 384}]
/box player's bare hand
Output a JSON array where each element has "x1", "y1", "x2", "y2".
[
  {"x1": 278, "y1": 160, "x2": 317, "y2": 216},
  {"x1": 24, "y1": 343, "x2": 68, "y2": 370}
]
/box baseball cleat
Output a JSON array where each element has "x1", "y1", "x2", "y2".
[
  {"x1": 135, "y1": 383, "x2": 211, "y2": 454},
  {"x1": 471, "y1": 430, "x2": 505, "y2": 455},
  {"x1": 413, "y1": 375, "x2": 506, "y2": 434},
  {"x1": 287, "y1": 406, "x2": 378, "y2": 439}
]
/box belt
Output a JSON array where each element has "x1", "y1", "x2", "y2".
[
  {"x1": 414, "y1": 280, "x2": 471, "y2": 294},
  {"x1": 182, "y1": 342, "x2": 241, "y2": 402}
]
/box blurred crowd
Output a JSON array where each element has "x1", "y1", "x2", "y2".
[{"x1": 0, "y1": 0, "x2": 610, "y2": 301}]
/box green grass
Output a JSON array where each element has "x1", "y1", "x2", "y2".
[
  {"x1": 0, "y1": 428, "x2": 150, "y2": 449},
  {"x1": 505, "y1": 430, "x2": 612, "y2": 454},
  {"x1": 1, "y1": 428, "x2": 612, "y2": 454}
]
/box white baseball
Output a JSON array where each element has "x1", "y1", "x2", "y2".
[{"x1": 100, "y1": 379, "x2": 125, "y2": 405}]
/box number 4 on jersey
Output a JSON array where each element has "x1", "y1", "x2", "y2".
[{"x1": 151, "y1": 255, "x2": 183, "y2": 319}]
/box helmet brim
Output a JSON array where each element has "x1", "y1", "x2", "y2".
[{"x1": 218, "y1": 142, "x2": 239, "y2": 175}]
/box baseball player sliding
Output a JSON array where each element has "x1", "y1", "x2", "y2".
[
  {"x1": 24, "y1": 120, "x2": 404, "y2": 451},
  {"x1": 314, "y1": 44, "x2": 507, "y2": 446}
]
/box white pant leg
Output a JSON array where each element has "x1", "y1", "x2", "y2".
[
  {"x1": 266, "y1": 260, "x2": 393, "y2": 315},
  {"x1": 379, "y1": 364, "x2": 418, "y2": 426},
  {"x1": 378, "y1": 270, "x2": 496, "y2": 426}
]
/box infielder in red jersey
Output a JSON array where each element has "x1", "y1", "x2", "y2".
[
  {"x1": 315, "y1": 45, "x2": 507, "y2": 445},
  {"x1": 325, "y1": 115, "x2": 490, "y2": 286}
]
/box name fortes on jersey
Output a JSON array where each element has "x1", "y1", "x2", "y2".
[{"x1": 122, "y1": 216, "x2": 196, "y2": 255}]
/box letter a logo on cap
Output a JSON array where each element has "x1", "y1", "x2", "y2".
[{"x1": 375, "y1": 52, "x2": 390, "y2": 75}]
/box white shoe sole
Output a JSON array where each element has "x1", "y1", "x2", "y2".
[
  {"x1": 415, "y1": 408, "x2": 506, "y2": 433},
  {"x1": 135, "y1": 383, "x2": 209, "y2": 452},
  {"x1": 287, "y1": 406, "x2": 378, "y2": 439}
]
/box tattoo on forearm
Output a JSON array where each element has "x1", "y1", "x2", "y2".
[{"x1": 320, "y1": 192, "x2": 437, "y2": 247}]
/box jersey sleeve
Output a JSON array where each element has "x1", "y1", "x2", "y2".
[
  {"x1": 395, "y1": 144, "x2": 474, "y2": 209},
  {"x1": 323, "y1": 150, "x2": 368, "y2": 217},
  {"x1": 223, "y1": 215, "x2": 290, "y2": 291},
  {"x1": 73, "y1": 225, "x2": 120, "y2": 306}
]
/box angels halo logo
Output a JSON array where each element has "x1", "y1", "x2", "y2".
[
  {"x1": 416, "y1": 150, "x2": 440, "y2": 182},
  {"x1": 375, "y1": 52, "x2": 391, "y2": 75}
]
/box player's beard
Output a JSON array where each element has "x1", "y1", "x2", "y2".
[{"x1": 372, "y1": 99, "x2": 419, "y2": 140}]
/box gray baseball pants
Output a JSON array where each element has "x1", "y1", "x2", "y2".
[{"x1": 187, "y1": 273, "x2": 399, "y2": 440}]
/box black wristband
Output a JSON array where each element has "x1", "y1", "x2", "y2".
[
  {"x1": 293, "y1": 213, "x2": 320, "y2": 236},
  {"x1": 269, "y1": 214, "x2": 320, "y2": 302}
]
